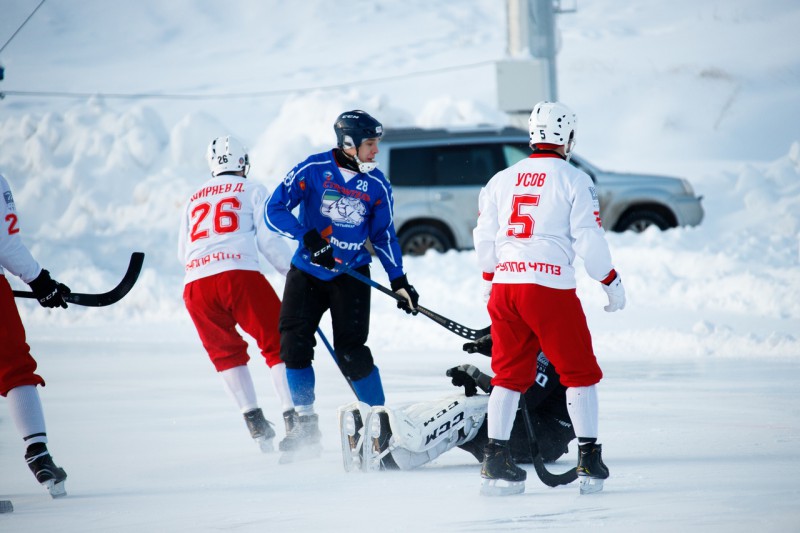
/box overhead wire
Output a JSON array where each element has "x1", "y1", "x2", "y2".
[
  {"x1": 1, "y1": 59, "x2": 497, "y2": 101},
  {"x1": 0, "y1": 0, "x2": 46, "y2": 55}
]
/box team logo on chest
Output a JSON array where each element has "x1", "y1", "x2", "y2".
[{"x1": 320, "y1": 190, "x2": 367, "y2": 227}]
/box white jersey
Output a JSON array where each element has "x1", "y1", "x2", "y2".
[
  {"x1": 473, "y1": 153, "x2": 614, "y2": 289},
  {"x1": 0, "y1": 173, "x2": 42, "y2": 283},
  {"x1": 178, "y1": 174, "x2": 293, "y2": 284}
]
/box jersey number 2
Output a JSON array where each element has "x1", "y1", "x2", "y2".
[
  {"x1": 190, "y1": 197, "x2": 241, "y2": 242},
  {"x1": 5, "y1": 214, "x2": 19, "y2": 235},
  {"x1": 506, "y1": 194, "x2": 540, "y2": 238}
]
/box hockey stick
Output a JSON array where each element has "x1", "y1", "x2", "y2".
[
  {"x1": 12, "y1": 252, "x2": 145, "y2": 307},
  {"x1": 316, "y1": 327, "x2": 357, "y2": 396},
  {"x1": 338, "y1": 264, "x2": 490, "y2": 341},
  {"x1": 518, "y1": 395, "x2": 577, "y2": 487},
  {"x1": 316, "y1": 327, "x2": 381, "y2": 404}
]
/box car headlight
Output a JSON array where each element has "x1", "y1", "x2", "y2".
[{"x1": 680, "y1": 179, "x2": 695, "y2": 196}]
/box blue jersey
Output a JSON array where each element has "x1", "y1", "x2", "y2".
[{"x1": 264, "y1": 149, "x2": 404, "y2": 282}]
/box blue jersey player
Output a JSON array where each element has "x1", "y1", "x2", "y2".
[{"x1": 265, "y1": 110, "x2": 419, "y2": 461}]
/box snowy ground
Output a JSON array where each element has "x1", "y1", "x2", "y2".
[
  {"x1": 1, "y1": 322, "x2": 798, "y2": 532},
  {"x1": 1, "y1": 0, "x2": 799, "y2": 531}
]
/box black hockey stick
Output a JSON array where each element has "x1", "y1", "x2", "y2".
[
  {"x1": 316, "y1": 327, "x2": 360, "y2": 399},
  {"x1": 518, "y1": 396, "x2": 577, "y2": 487},
  {"x1": 12, "y1": 252, "x2": 145, "y2": 307},
  {"x1": 339, "y1": 264, "x2": 490, "y2": 341}
]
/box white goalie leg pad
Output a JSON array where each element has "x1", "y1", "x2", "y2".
[
  {"x1": 373, "y1": 394, "x2": 489, "y2": 471},
  {"x1": 337, "y1": 401, "x2": 372, "y2": 472}
]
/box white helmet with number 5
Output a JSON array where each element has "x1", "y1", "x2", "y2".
[
  {"x1": 207, "y1": 136, "x2": 250, "y2": 176},
  {"x1": 528, "y1": 101, "x2": 577, "y2": 155}
]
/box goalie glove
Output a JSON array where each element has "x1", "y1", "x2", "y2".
[
  {"x1": 462, "y1": 333, "x2": 493, "y2": 357},
  {"x1": 601, "y1": 270, "x2": 626, "y2": 312},
  {"x1": 446, "y1": 364, "x2": 492, "y2": 396}
]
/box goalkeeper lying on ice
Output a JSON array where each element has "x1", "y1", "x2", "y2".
[{"x1": 337, "y1": 334, "x2": 576, "y2": 475}]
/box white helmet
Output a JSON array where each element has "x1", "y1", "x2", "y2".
[
  {"x1": 207, "y1": 136, "x2": 250, "y2": 176},
  {"x1": 528, "y1": 101, "x2": 577, "y2": 155}
]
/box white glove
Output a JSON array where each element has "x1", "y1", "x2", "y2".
[
  {"x1": 482, "y1": 279, "x2": 492, "y2": 303},
  {"x1": 601, "y1": 274, "x2": 626, "y2": 312}
]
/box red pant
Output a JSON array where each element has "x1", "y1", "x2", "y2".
[
  {"x1": 0, "y1": 276, "x2": 45, "y2": 396},
  {"x1": 183, "y1": 270, "x2": 282, "y2": 372},
  {"x1": 488, "y1": 283, "x2": 602, "y2": 391}
]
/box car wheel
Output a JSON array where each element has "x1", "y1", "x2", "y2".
[
  {"x1": 614, "y1": 209, "x2": 673, "y2": 233},
  {"x1": 399, "y1": 225, "x2": 453, "y2": 256}
]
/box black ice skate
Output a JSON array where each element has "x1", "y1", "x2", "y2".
[
  {"x1": 278, "y1": 413, "x2": 323, "y2": 464},
  {"x1": 480, "y1": 439, "x2": 526, "y2": 496},
  {"x1": 25, "y1": 443, "x2": 67, "y2": 498},
  {"x1": 362, "y1": 409, "x2": 399, "y2": 472},
  {"x1": 243, "y1": 408, "x2": 276, "y2": 453},
  {"x1": 576, "y1": 443, "x2": 609, "y2": 494},
  {"x1": 283, "y1": 409, "x2": 299, "y2": 435}
]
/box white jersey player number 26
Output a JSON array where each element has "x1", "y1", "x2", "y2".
[{"x1": 190, "y1": 196, "x2": 242, "y2": 242}]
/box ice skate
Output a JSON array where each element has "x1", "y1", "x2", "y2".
[
  {"x1": 25, "y1": 444, "x2": 68, "y2": 499},
  {"x1": 283, "y1": 409, "x2": 299, "y2": 435},
  {"x1": 243, "y1": 408, "x2": 276, "y2": 453},
  {"x1": 0, "y1": 500, "x2": 14, "y2": 513},
  {"x1": 337, "y1": 402, "x2": 370, "y2": 472},
  {"x1": 278, "y1": 413, "x2": 323, "y2": 464},
  {"x1": 479, "y1": 439, "x2": 526, "y2": 497},
  {"x1": 576, "y1": 443, "x2": 609, "y2": 494},
  {"x1": 362, "y1": 409, "x2": 399, "y2": 472}
]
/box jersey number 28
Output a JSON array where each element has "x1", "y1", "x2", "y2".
[{"x1": 190, "y1": 197, "x2": 241, "y2": 242}]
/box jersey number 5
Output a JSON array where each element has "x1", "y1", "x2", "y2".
[
  {"x1": 506, "y1": 194, "x2": 540, "y2": 238},
  {"x1": 190, "y1": 197, "x2": 241, "y2": 242}
]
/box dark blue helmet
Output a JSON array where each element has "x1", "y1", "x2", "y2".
[{"x1": 334, "y1": 110, "x2": 383, "y2": 149}]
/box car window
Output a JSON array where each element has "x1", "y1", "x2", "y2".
[
  {"x1": 435, "y1": 144, "x2": 504, "y2": 186},
  {"x1": 504, "y1": 143, "x2": 531, "y2": 166},
  {"x1": 569, "y1": 157, "x2": 589, "y2": 172},
  {"x1": 389, "y1": 146, "x2": 436, "y2": 186},
  {"x1": 505, "y1": 142, "x2": 595, "y2": 182}
]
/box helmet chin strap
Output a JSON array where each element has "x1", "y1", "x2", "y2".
[
  {"x1": 565, "y1": 138, "x2": 575, "y2": 162},
  {"x1": 355, "y1": 155, "x2": 377, "y2": 173},
  {"x1": 341, "y1": 147, "x2": 377, "y2": 173}
]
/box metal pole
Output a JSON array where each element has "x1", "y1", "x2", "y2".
[{"x1": 529, "y1": 0, "x2": 558, "y2": 101}]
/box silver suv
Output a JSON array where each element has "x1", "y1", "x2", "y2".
[{"x1": 376, "y1": 126, "x2": 704, "y2": 255}]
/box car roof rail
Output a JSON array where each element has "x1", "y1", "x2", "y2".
[{"x1": 382, "y1": 125, "x2": 527, "y2": 143}]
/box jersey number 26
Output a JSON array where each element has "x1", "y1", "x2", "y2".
[{"x1": 190, "y1": 197, "x2": 241, "y2": 242}]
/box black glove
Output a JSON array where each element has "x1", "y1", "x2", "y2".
[
  {"x1": 28, "y1": 269, "x2": 71, "y2": 309},
  {"x1": 463, "y1": 332, "x2": 493, "y2": 357},
  {"x1": 303, "y1": 230, "x2": 335, "y2": 269},
  {"x1": 446, "y1": 364, "x2": 492, "y2": 396},
  {"x1": 390, "y1": 274, "x2": 419, "y2": 315}
]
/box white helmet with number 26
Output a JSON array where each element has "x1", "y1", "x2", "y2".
[
  {"x1": 207, "y1": 136, "x2": 250, "y2": 176},
  {"x1": 528, "y1": 101, "x2": 577, "y2": 156}
]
